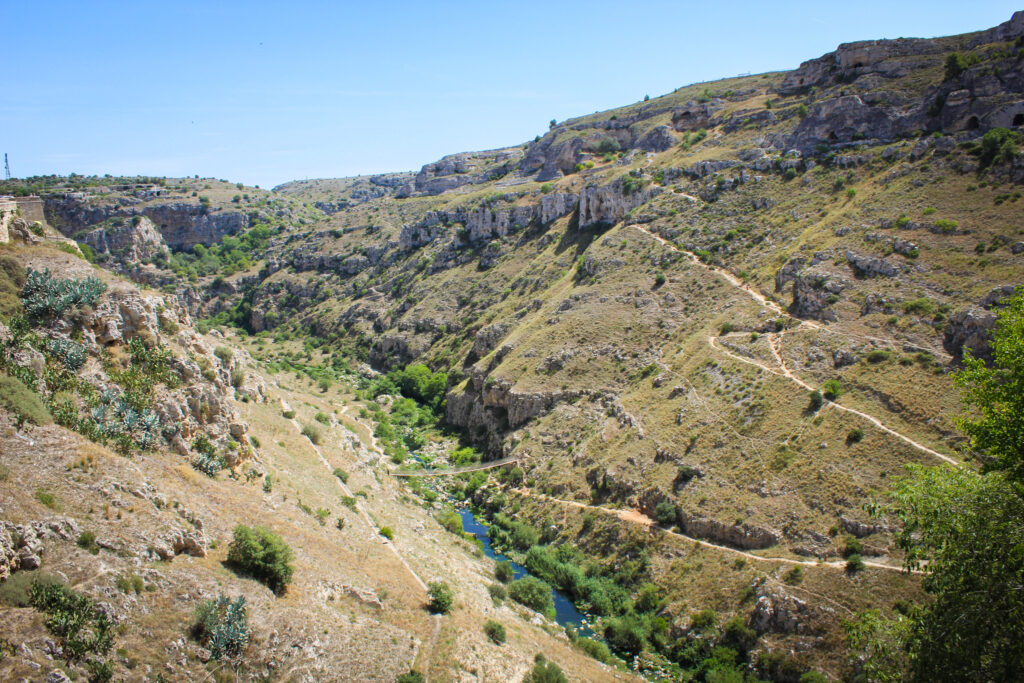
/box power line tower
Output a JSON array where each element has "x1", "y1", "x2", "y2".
[{"x1": 3, "y1": 154, "x2": 9, "y2": 181}]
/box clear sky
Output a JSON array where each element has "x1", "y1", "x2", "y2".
[{"x1": 2, "y1": 1, "x2": 1020, "y2": 188}]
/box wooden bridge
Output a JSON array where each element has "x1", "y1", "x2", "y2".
[{"x1": 390, "y1": 456, "x2": 519, "y2": 477}]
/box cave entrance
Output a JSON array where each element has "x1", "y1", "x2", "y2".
[
  {"x1": 966, "y1": 115, "x2": 980, "y2": 130},
  {"x1": 1013, "y1": 113, "x2": 1024, "y2": 127}
]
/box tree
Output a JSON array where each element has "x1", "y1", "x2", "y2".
[
  {"x1": 851, "y1": 288, "x2": 1024, "y2": 681},
  {"x1": 509, "y1": 576, "x2": 555, "y2": 618},
  {"x1": 954, "y1": 287, "x2": 1024, "y2": 482},
  {"x1": 427, "y1": 581, "x2": 453, "y2": 614},
  {"x1": 654, "y1": 501, "x2": 677, "y2": 526},
  {"x1": 227, "y1": 525, "x2": 295, "y2": 594}
]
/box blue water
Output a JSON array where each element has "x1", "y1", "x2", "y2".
[{"x1": 458, "y1": 508, "x2": 595, "y2": 637}]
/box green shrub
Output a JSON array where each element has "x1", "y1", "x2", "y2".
[
  {"x1": 944, "y1": 52, "x2": 980, "y2": 80},
  {"x1": 808, "y1": 390, "x2": 824, "y2": 412},
  {"x1": 721, "y1": 614, "x2": 759, "y2": 653},
  {"x1": 822, "y1": 379, "x2": 843, "y2": 401},
  {"x1": 604, "y1": 614, "x2": 647, "y2": 656},
  {"x1": 77, "y1": 531, "x2": 100, "y2": 555},
  {"x1": 191, "y1": 595, "x2": 249, "y2": 660},
  {"x1": 379, "y1": 526, "x2": 394, "y2": 540},
  {"x1": 213, "y1": 346, "x2": 233, "y2": 364},
  {"x1": 317, "y1": 377, "x2": 332, "y2": 392},
  {"x1": 35, "y1": 488, "x2": 57, "y2": 509},
  {"x1": 483, "y1": 619, "x2": 507, "y2": 644},
  {"x1": 576, "y1": 637, "x2": 613, "y2": 663},
  {"x1": 332, "y1": 467, "x2": 349, "y2": 484},
  {"x1": 843, "y1": 536, "x2": 864, "y2": 558},
  {"x1": 783, "y1": 566, "x2": 804, "y2": 585},
  {"x1": 226, "y1": 525, "x2": 295, "y2": 594},
  {"x1": 540, "y1": 183, "x2": 553, "y2": 194},
  {"x1": 495, "y1": 560, "x2": 515, "y2": 583},
  {"x1": 396, "y1": 671, "x2": 425, "y2": 683},
  {"x1": 509, "y1": 576, "x2": 555, "y2": 618},
  {"x1": 654, "y1": 271, "x2": 666, "y2": 286},
  {"x1": 654, "y1": 501, "x2": 677, "y2": 526},
  {"x1": 436, "y1": 508, "x2": 463, "y2": 535},
  {"x1": 487, "y1": 583, "x2": 507, "y2": 603},
  {"x1": 301, "y1": 423, "x2": 321, "y2": 444},
  {"x1": 115, "y1": 573, "x2": 145, "y2": 594},
  {"x1": 524, "y1": 654, "x2": 567, "y2": 683},
  {"x1": 0, "y1": 255, "x2": 26, "y2": 317},
  {"x1": 846, "y1": 427, "x2": 865, "y2": 444},
  {"x1": 866, "y1": 349, "x2": 890, "y2": 364},
  {"x1": 427, "y1": 581, "x2": 454, "y2": 614},
  {"x1": 978, "y1": 127, "x2": 1020, "y2": 167},
  {"x1": 0, "y1": 570, "x2": 63, "y2": 607},
  {"x1": 282, "y1": 409, "x2": 296, "y2": 419},
  {"x1": 0, "y1": 373, "x2": 52, "y2": 426},
  {"x1": 315, "y1": 411, "x2": 330, "y2": 425},
  {"x1": 846, "y1": 553, "x2": 865, "y2": 573},
  {"x1": 30, "y1": 580, "x2": 113, "y2": 663}
]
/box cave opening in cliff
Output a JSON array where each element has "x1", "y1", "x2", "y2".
[{"x1": 966, "y1": 115, "x2": 980, "y2": 130}]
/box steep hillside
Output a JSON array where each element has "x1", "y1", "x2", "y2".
[{"x1": 2, "y1": 11, "x2": 1024, "y2": 682}]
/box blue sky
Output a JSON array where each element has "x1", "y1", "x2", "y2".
[{"x1": 2, "y1": 1, "x2": 1020, "y2": 188}]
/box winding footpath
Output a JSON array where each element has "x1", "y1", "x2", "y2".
[
  {"x1": 511, "y1": 488, "x2": 921, "y2": 575},
  {"x1": 630, "y1": 224, "x2": 956, "y2": 465},
  {"x1": 390, "y1": 456, "x2": 520, "y2": 477}
]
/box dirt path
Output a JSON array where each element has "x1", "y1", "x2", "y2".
[
  {"x1": 513, "y1": 489, "x2": 918, "y2": 575},
  {"x1": 630, "y1": 223, "x2": 956, "y2": 465}
]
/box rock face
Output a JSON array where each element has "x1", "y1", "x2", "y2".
[
  {"x1": 844, "y1": 250, "x2": 899, "y2": 278},
  {"x1": 578, "y1": 178, "x2": 662, "y2": 229},
  {"x1": 0, "y1": 518, "x2": 80, "y2": 580},
  {"x1": 789, "y1": 268, "x2": 845, "y2": 322},
  {"x1": 944, "y1": 286, "x2": 1019, "y2": 362},
  {"x1": 750, "y1": 583, "x2": 830, "y2": 635},
  {"x1": 398, "y1": 196, "x2": 576, "y2": 252},
  {"x1": 83, "y1": 215, "x2": 167, "y2": 262},
  {"x1": 45, "y1": 196, "x2": 249, "y2": 250},
  {"x1": 407, "y1": 147, "x2": 524, "y2": 196}
]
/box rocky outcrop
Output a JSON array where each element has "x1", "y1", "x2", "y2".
[
  {"x1": 472, "y1": 322, "x2": 511, "y2": 359},
  {"x1": 790, "y1": 268, "x2": 845, "y2": 322},
  {"x1": 83, "y1": 215, "x2": 167, "y2": 262},
  {"x1": 578, "y1": 177, "x2": 662, "y2": 229},
  {"x1": 750, "y1": 583, "x2": 830, "y2": 635},
  {"x1": 0, "y1": 518, "x2": 80, "y2": 579},
  {"x1": 678, "y1": 512, "x2": 780, "y2": 550},
  {"x1": 844, "y1": 250, "x2": 899, "y2": 278},
  {"x1": 398, "y1": 196, "x2": 576, "y2": 252},
  {"x1": 944, "y1": 285, "x2": 1019, "y2": 362},
  {"x1": 46, "y1": 196, "x2": 249, "y2": 250},
  {"x1": 407, "y1": 147, "x2": 524, "y2": 195}
]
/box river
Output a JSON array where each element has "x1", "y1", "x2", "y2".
[{"x1": 457, "y1": 508, "x2": 595, "y2": 637}]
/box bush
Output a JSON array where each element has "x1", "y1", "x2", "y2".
[
  {"x1": 842, "y1": 536, "x2": 864, "y2": 558},
  {"x1": 301, "y1": 423, "x2": 321, "y2": 444},
  {"x1": 213, "y1": 346, "x2": 233, "y2": 364},
  {"x1": 721, "y1": 614, "x2": 759, "y2": 653},
  {"x1": 487, "y1": 583, "x2": 507, "y2": 602},
  {"x1": 576, "y1": 637, "x2": 613, "y2": 663},
  {"x1": 846, "y1": 553, "x2": 865, "y2": 573},
  {"x1": 332, "y1": 467, "x2": 349, "y2": 484},
  {"x1": 436, "y1": 508, "x2": 463, "y2": 535},
  {"x1": 822, "y1": 379, "x2": 843, "y2": 401},
  {"x1": 0, "y1": 373, "x2": 52, "y2": 426},
  {"x1": 807, "y1": 390, "x2": 824, "y2": 412},
  {"x1": 846, "y1": 427, "x2": 865, "y2": 444},
  {"x1": 427, "y1": 581, "x2": 454, "y2": 614},
  {"x1": 191, "y1": 595, "x2": 249, "y2": 660},
  {"x1": 0, "y1": 570, "x2": 63, "y2": 607},
  {"x1": 978, "y1": 127, "x2": 1020, "y2": 167},
  {"x1": 227, "y1": 525, "x2": 295, "y2": 594},
  {"x1": 282, "y1": 409, "x2": 296, "y2": 419},
  {"x1": 509, "y1": 576, "x2": 555, "y2": 618},
  {"x1": 654, "y1": 271, "x2": 666, "y2": 287},
  {"x1": 396, "y1": 672, "x2": 425, "y2": 683},
  {"x1": 495, "y1": 559, "x2": 515, "y2": 583},
  {"x1": 315, "y1": 411, "x2": 330, "y2": 425},
  {"x1": 866, "y1": 349, "x2": 890, "y2": 363},
  {"x1": 77, "y1": 531, "x2": 100, "y2": 555},
  {"x1": 654, "y1": 501, "x2": 677, "y2": 526},
  {"x1": 30, "y1": 580, "x2": 112, "y2": 663},
  {"x1": 483, "y1": 619, "x2": 507, "y2": 644},
  {"x1": 524, "y1": 654, "x2": 567, "y2": 683},
  {"x1": 379, "y1": 526, "x2": 394, "y2": 540},
  {"x1": 783, "y1": 565, "x2": 804, "y2": 585}
]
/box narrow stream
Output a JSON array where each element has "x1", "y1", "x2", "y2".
[{"x1": 458, "y1": 508, "x2": 595, "y2": 638}]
